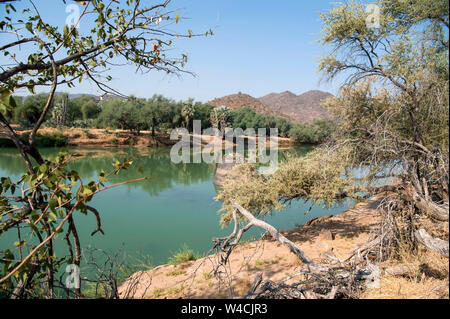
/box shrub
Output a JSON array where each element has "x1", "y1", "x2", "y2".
[
  {"x1": 0, "y1": 138, "x2": 15, "y2": 147},
  {"x1": 288, "y1": 119, "x2": 337, "y2": 144},
  {"x1": 167, "y1": 244, "x2": 200, "y2": 265},
  {"x1": 165, "y1": 268, "x2": 186, "y2": 276},
  {"x1": 82, "y1": 129, "x2": 96, "y2": 139},
  {"x1": 72, "y1": 119, "x2": 96, "y2": 128},
  {"x1": 34, "y1": 132, "x2": 68, "y2": 147}
]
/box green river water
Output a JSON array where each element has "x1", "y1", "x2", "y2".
[{"x1": 0, "y1": 146, "x2": 353, "y2": 269}]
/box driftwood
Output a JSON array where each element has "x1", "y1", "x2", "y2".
[
  {"x1": 213, "y1": 190, "x2": 449, "y2": 299},
  {"x1": 210, "y1": 201, "x2": 382, "y2": 299},
  {"x1": 244, "y1": 273, "x2": 263, "y2": 299},
  {"x1": 409, "y1": 188, "x2": 449, "y2": 222},
  {"x1": 243, "y1": 266, "x2": 369, "y2": 299},
  {"x1": 215, "y1": 200, "x2": 438, "y2": 299},
  {"x1": 415, "y1": 229, "x2": 449, "y2": 258},
  {"x1": 382, "y1": 265, "x2": 410, "y2": 276},
  {"x1": 212, "y1": 201, "x2": 313, "y2": 268},
  {"x1": 231, "y1": 201, "x2": 313, "y2": 264}
]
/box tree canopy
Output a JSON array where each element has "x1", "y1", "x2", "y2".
[{"x1": 217, "y1": 0, "x2": 449, "y2": 234}]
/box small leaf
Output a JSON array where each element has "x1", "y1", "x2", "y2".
[{"x1": 25, "y1": 22, "x2": 33, "y2": 33}]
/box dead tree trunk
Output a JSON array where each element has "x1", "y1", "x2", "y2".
[
  {"x1": 415, "y1": 229, "x2": 449, "y2": 258},
  {"x1": 230, "y1": 201, "x2": 313, "y2": 264}
]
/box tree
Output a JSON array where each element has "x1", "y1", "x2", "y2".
[
  {"x1": 0, "y1": 0, "x2": 210, "y2": 169},
  {"x1": 0, "y1": 0, "x2": 207, "y2": 298},
  {"x1": 181, "y1": 99, "x2": 195, "y2": 131},
  {"x1": 217, "y1": 0, "x2": 448, "y2": 261},
  {"x1": 210, "y1": 105, "x2": 231, "y2": 139},
  {"x1": 144, "y1": 94, "x2": 178, "y2": 135},
  {"x1": 288, "y1": 119, "x2": 337, "y2": 144},
  {"x1": 97, "y1": 97, "x2": 148, "y2": 135},
  {"x1": 70, "y1": 95, "x2": 101, "y2": 121},
  {"x1": 193, "y1": 102, "x2": 214, "y2": 128},
  {"x1": 12, "y1": 93, "x2": 50, "y2": 127},
  {"x1": 50, "y1": 93, "x2": 69, "y2": 127}
]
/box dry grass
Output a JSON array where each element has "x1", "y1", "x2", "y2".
[
  {"x1": 165, "y1": 268, "x2": 187, "y2": 277},
  {"x1": 362, "y1": 245, "x2": 449, "y2": 299},
  {"x1": 362, "y1": 276, "x2": 448, "y2": 299}
]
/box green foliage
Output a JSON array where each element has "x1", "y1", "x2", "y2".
[
  {"x1": 216, "y1": 146, "x2": 354, "y2": 225},
  {"x1": 181, "y1": 100, "x2": 196, "y2": 130},
  {"x1": 210, "y1": 105, "x2": 231, "y2": 138},
  {"x1": 167, "y1": 244, "x2": 200, "y2": 265},
  {"x1": 0, "y1": 138, "x2": 15, "y2": 147},
  {"x1": 71, "y1": 95, "x2": 101, "y2": 121},
  {"x1": 96, "y1": 97, "x2": 148, "y2": 135},
  {"x1": 0, "y1": 89, "x2": 18, "y2": 119},
  {"x1": 12, "y1": 93, "x2": 49, "y2": 125},
  {"x1": 0, "y1": 0, "x2": 206, "y2": 94},
  {"x1": 7, "y1": 91, "x2": 334, "y2": 143},
  {"x1": 72, "y1": 119, "x2": 96, "y2": 129},
  {"x1": 34, "y1": 132, "x2": 68, "y2": 147},
  {"x1": 230, "y1": 107, "x2": 335, "y2": 142},
  {"x1": 0, "y1": 0, "x2": 208, "y2": 298},
  {"x1": 1, "y1": 130, "x2": 68, "y2": 147},
  {"x1": 0, "y1": 152, "x2": 136, "y2": 297},
  {"x1": 288, "y1": 119, "x2": 337, "y2": 144}
]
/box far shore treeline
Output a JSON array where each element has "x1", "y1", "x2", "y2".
[{"x1": 1, "y1": 93, "x2": 337, "y2": 146}]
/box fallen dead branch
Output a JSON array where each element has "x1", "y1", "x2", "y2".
[
  {"x1": 211, "y1": 201, "x2": 382, "y2": 299},
  {"x1": 415, "y1": 229, "x2": 449, "y2": 258}
]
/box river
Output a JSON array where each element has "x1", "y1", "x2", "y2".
[{"x1": 0, "y1": 146, "x2": 353, "y2": 269}]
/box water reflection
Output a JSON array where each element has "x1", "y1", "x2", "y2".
[{"x1": 0, "y1": 146, "x2": 313, "y2": 197}]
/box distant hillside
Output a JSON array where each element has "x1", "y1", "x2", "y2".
[
  {"x1": 258, "y1": 91, "x2": 297, "y2": 114},
  {"x1": 208, "y1": 90, "x2": 334, "y2": 123},
  {"x1": 13, "y1": 92, "x2": 122, "y2": 102},
  {"x1": 208, "y1": 93, "x2": 282, "y2": 118},
  {"x1": 68, "y1": 93, "x2": 98, "y2": 99},
  {"x1": 259, "y1": 90, "x2": 333, "y2": 123}
]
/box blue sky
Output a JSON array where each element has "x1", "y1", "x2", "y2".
[{"x1": 1, "y1": 0, "x2": 341, "y2": 102}]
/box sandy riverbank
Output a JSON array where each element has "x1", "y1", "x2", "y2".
[
  {"x1": 118, "y1": 195, "x2": 449, "y2": 299},
  {"x1": 5, "y1": 127, "x2": 295, "y2": 148}
]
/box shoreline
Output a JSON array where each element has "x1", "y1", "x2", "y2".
[
  {"x1": 1, "y1": 126, "x2": 297, "y2": 148},
  {"x1": 118, "y1": 194, "x2": 449, "y2": 299},
  {"x1": 118, "y1": 195, "x2": 380, "y2": 298}
]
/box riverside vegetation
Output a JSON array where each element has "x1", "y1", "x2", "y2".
[{"x1": 2, "y1": 93, "x2": 337, "y2": 146}]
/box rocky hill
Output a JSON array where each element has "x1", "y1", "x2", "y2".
[
  {"x1": 208, "y1": 93, "x2": 280, "y2": 117},
  {"x1": 259, "y1": 90, "x2": 333, "y2": 123},
  {"x1": 208, "y1": 90, "x2": 333, "y2": 123}
]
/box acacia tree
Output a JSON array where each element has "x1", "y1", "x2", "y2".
[
  {"x1": 217, "y1": 0, "x2": 448, "y2": 260},
  {"x1": 0, "y1": 0, "x2": 208, "y2": 298}
]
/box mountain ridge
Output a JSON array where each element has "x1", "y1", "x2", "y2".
[{"x1": 208, "y1": 90, "x2": 334, "y2": 123}]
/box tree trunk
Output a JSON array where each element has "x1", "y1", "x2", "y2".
[{"x1": 415, "y1": 229, "x2": 449, "y2": 258}]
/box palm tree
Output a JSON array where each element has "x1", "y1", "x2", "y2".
[
  {"x1": 210, "y1": 105, "x2": 231, "y2": 139},
  {"x1": 181, "y1": 101, "x2": 196, "y2": 132}
]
